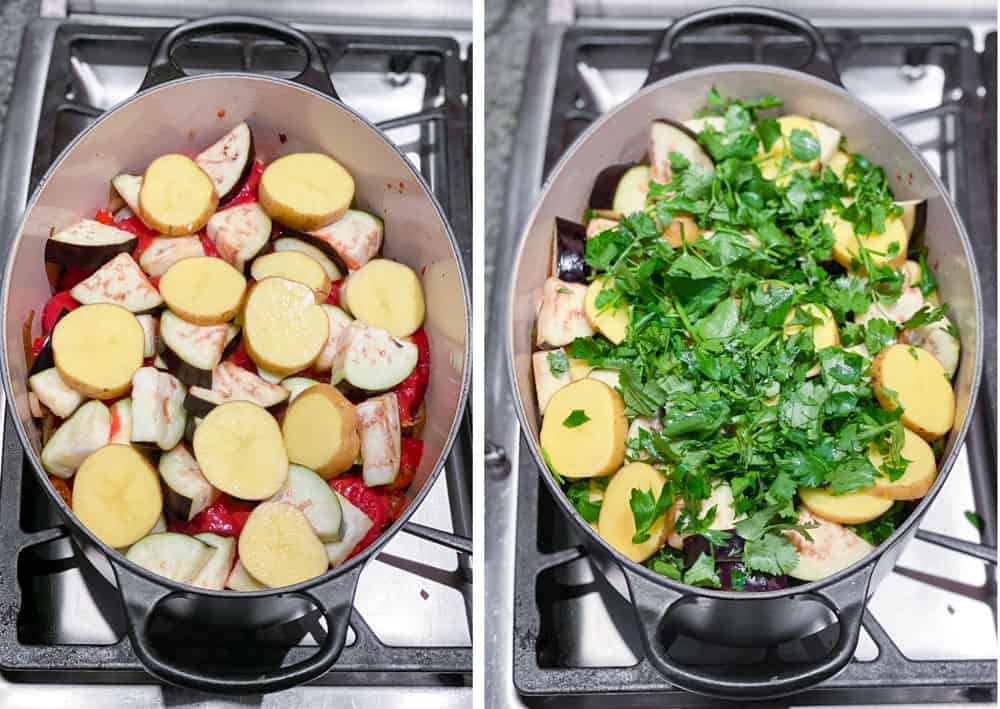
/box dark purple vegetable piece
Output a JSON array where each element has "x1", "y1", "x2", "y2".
[
  {"x1": 682, "y1": 529, "x2": 742, "y2": 567},
  {"x1": 718, "y1": 561, "x2": 788, "y2": 592},
  {"x1": 28, "y1": 336, "x2": 55, "y2": 377},
  {"x1": 158, "y1": 345, "x2": 212, "y2": 389},
  {"x1": 683, "y1": 530, "x2": 787, "y2": 591},
  {"x1": 588, "y1": 163, "x2": 638, "y2": 211},
  {"x1": 551, "y1": 218, "x2": 591, "y2": 283},
  {"x1": 183, "y1": 389, "x2": 221, "y2": 419},
  {"x1": 44, "y1": 232, "x2": 138, "y2": 271}
]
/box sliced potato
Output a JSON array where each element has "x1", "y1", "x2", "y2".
[
  {"x1": 784, "y1": 303, "x2": 839, "y2": 353},
  {"x1": 829, "y1": 151, "x2": 851, "y2": 181},
  {"x1": 539, "y1": 378, "x2": 627, "y2": 479},
  {"x1": 72, "y1": 444, "x2": 163, "y2": 548},
  {"x1": 193, "y1": 401, "x2": 288, "y2": 500},
  {"x1": 259, "y1": 153, "x2": 354, "y2": 232},
  {"x1": 281, "y1": 384, "x2": 359, "y2": 479},
  {"x1": 826, "y1": 209, "x2": 908, "y2": 271},
  {"x1": 597, "y1": 462, "x2": 670, "y2": 562},
  {"x1": 139, "y1": 154, "x2": 218, "y2": 236},
  {"x1": 159, "y1": 256, "x2": 247, "y2": 325},
  {"x1": 584, "y1": 277, "x2": 628, "y2": 345},
  {"x1": 660, "y1": 213, "x2": 702, "y2": 248},
  {"x1": 342, "y1": 259, "x2": 425, "y2": 337},
  {"x1": 250, "y1": 251, "x2": 331, "y2": 299},
  {"x1": 238, "y1": 502, "x2": 329, "y2": 587},
  {"x1": 873, "y1": 344, "x2": 956, "y2": 441},
  {"x1": 52, "y1": 303, "x2": 144, "y2": 399},
  {"x1": 799, "y1": 486, "x2": 894, "y2": 525},
  {"x1": 869, "y1": 427, "x2": 937, "y2": 500},
  {"x1": 244, "y1": 277, "x2": 329, "y2": 376},
  {"x1": 759, "y1": 115, "x2": 821, "y2": 180},
  {"x1": 785, "y1": 509, "x2": 873, "y2": 582}
]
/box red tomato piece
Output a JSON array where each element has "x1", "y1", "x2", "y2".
[
  {"x1": 31, "y1": 337, "x2": 45, "y2": 356},
  {"x1": 392, "y1": 328, "x2": 430, "y2": 427},
  {"x1": 326, "y1": 278, "x2": 345, "y2": 307},
  {"x1": 382, "y1": 438, "x2": 422, "y2": 492},
  {"x1": 200, "y1": 233, "x2": 221, "y2": 259},
  {"x1": 224, "y1": 337, "x2": 257, "y2": 373},
  {"x1": 167, "y1": 494, "x2": 256, "y2": 537},
  {"x1": 42, "y1": 291, "x2": 80, "y2": 334},
  {"x1": 328, "y1": 476, "x2": 390, "y2": 559},
  {"x1": 94, "y1": 209, "x2": 115, "y2": 225}
]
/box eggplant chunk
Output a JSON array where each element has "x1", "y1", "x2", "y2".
[
  {"x1": 195, "y1": 121, "x2": 255, "y2": 203},
  {"x1": 810, "y1": 119, "x2": 842, "y2": 165},
  {"x1": 71, "y1": 253, "x2": 163, "y2": 313},
  {"x1": 280, "y1": 376, "x2": 322, "y2": 402},
  {"x1": 159, "y1": 310, "x2": 230, "y2": 374},
  {"x1": 532, "y1": 349, "x2": 571, "y2": 414},
  {"x1": 550, "y1": 218, "x2": 590, "y2": 283},
  {"x1": 536, "y1": 277, "x2": 594, "y2": 348},
  {"x1": 598, "y1": 462, "x2": 669, "y2": 562},
  {"x1": 211, "y1": 361, "x2": 289, "y2": 408},
  {"x1": 139, "y1": 236, "x2": 204, "y2": 277},
  {"x1": 325, "y1": 492, "x2": 375, "y2": 567},
  {"x1": 301, "y1": 209, "x2": 383, "y2": 272},
  {"x1": 540, "y1": 378, "x2": 627, "y2": 479},
  {"x1": 111, "y1": 174, "x2": 143, "y2": 216},
  {"x1": 206, "y1": 201, "x2": 272, "y2": 272},
  {"x1": 28, "y1": 367, "x2": 84, "y2": 419},
  {"x1": 131, "y1": 366, "x2": 187, "y2": 450},
  {"x1": 314, "y1": 305, "x2": 353, "y2": 373},
  {"x1": 45, "y1": 218, "x2": 138, "y2": 270},
  {"x1": 897, "y1": 200, "x2": 927, "y2": 240},
  {"x1": 268, "y1": 465, "x2": 343, "y2": 542},
  {"x1": 40, "y1": 400, "x2": 110, "y2": 478},
  {"x1": 126, "y1": 532, "x2": 214, "y2": 584},
  {"x1": 902, "y1": 316, "x2": 959, "y2": 379},
  {"x1": 666, "y1": 483, "x2": 741, "y2": 549},
  {"x1": 110, "y1": 398, "x2": 133, "y2": 445},
  {"x1": 856, "y1": 287, "x2": 924, "y2": 328},
  {"x1": 159, "y1": 443, "x2": 219, "y2": 521},
  {"x1": 136, "y1": 314, "x2": 157, "y2": 359},
  {"x1": 785, "y1": 509, "x2": 874, "y2": 582},
  {"x1": 588, "y1": 163, "x2": 649, "y2": 218},
  {"x1": 356, "y1": 393, "x2": 402, "y2": 487},
  {"x1": 648, "y1": 120, "x2": 714, "y2": 185},
  {"x1": 339, "y1": 322, "x2": 418, "y2": 392},
  {"x1": 184, "y1": 386, "x2": 227, "y2": 418},
  {"x1": 873, "y1": 344, "x2": 956, "y2": 440},
  {"x1": 190, "y1": 533, "x2": 237, "y2": 590}
]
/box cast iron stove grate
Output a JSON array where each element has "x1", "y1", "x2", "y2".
[
  {"x1": 513, "y1": 23, "x2": 996, "y2": 706},
  {"x1": 0, "y1": 19, "x2": 471, "y2": 685}
]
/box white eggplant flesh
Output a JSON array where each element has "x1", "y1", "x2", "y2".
[
  {"x1": 138, "y1": 236, "x2": 204, "y2": 278},
  {"x1": 111, "y1": 173, "x2": 143, "y2": 215},
  {"x1": 136, "y1": 314, "x2": 157, "y2": 359},
  {"x1": 190, "y1": 533, "x2": 237, "y2": 590},
  {"x1": 785, "y1": 509, "x2": 874, "y2": 582},
  {"x1": 131, "y1": 367, "x2": 187, "y2": 450},
  {"x1": 195, "y1": 121, "x2": 254, "y2": 202},
  {"x1": 226, "y1": 559, "x2": 269, "y2": 591},
  {"x1": 356, "y1": 393, "x2": 401, "y2": 487},
  {"x1": 536, "y1": 277, "x2": 593, "y2": 348},
  {"x1": 28, "y1": 367, "x2": 84, "y2": 419},
  {"x1": 267, "y1": 464, "x2": 343, "y2": 542},
  {"x1": 159, "y1": 310, "x2": 229, "y2": 372},
  {"x1": 532, "y1": 350, "x2": 571, "y2": 414},
  {"x1": 811, "y1": 119, "x2": 843, "y2": 165},
  {"x1": 41, "y1": 400, "x2": 110, "y2": 478},
  {"x1": 649, "y1": 120, "x2": 714, "y2": 185},
  {"x1": 308, "y1": 210, "x2": 383, "y2": 271},
  {"x1": 281, "y1": 377, "x2": 321, "y2": 402},
  {"x1": 206, "y1": 201, "x2": 271, "y2": 271},
  {"x1": 325, "y1": 492, "x2": 375, "y2": 567},
  {"x1": 903, "y1": 317, "x2": 960, "y2": 379},
  {"x1": 70, "y1": 252, "x2": 163, "y2": 313},
  {"x1": 126, "y1": 532, "x2": 214, "y2": 584},
  {"x1": 159, "y1": 443, "x2": 219, "y2": 521},
  {"x1": 340, "y1": 323, "x2": 418, "y2": 392},
  {"x1": 314, "y1": 305, "x2": 353, "y2": 372},
  {"x1": 110, "y1": 397, "x2": 133, "y2": 445},
  {"x1": 211, "y1": 361, "x2": 289, "y2": 408}
]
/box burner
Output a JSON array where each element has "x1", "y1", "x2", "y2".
[
  {"x1": 488, "y1": 19, "x2": 996, "y2": 708},
  {"x1": 0, "y1": 15, "x2": 471, "y2": 698}
]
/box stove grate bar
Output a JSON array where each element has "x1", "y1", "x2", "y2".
[
  {"x1": 377, "y1": 107, "x2": 445, "y2": 131},
  {"x1": 915, "y1": 528, "x2": 997, "y2": 563}
]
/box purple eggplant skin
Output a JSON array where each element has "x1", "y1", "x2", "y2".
[
  {"x1": 44, "y1": 235, "x2": 138, "y2": 271},
  {"x1": 183, "y1": 391, "x2": 218, "y2": 419},
  {"x1": 28, "y1": 336, "x2": 56, "y2": 377},
  {"x1": 718, "y1": 561, "x2": 789, "y2": 592},
  {"x1": 216, "y1": 131, "x2": 256, "y2": 205},
  {"x1": 158, "y1": 345, "x2": 212, "y2": 389},
  {"x1": 282, "y1": 230, "x2": 351, "y2": 276},
  {"x1": 162, "y1": 483, "x2": 197, "y2": 521},
  {"x1": 551, "y1": 218, "x2": 591, "y2": 283},
  {"x1": 588, "y1": 163, "x2": 639, "y2": 211},
  {"x1": 131, "y1": 441, "x2": 161, "y2": 465}
]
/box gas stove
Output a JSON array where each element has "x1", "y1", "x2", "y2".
[
  {"x1": 486, "y1": 2, "x2": 997, "y2": 707},
  {"x1": 0, "y1": 4, "x2": 471, "y2": 708}
]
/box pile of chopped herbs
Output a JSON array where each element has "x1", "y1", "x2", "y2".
[{"x1": 558, "y1": 88, "x2": 947, "y2": 588}]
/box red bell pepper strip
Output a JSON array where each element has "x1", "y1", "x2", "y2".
[
  {"x1": 31, "y1": 337, "x2": 45, "y2": 356},
  {"x1": 386, "y1": 491, "x2": 407, "y2": 522},
  {"x1": 224, "y1": 337, "x2": 257, "y2": 373},
  {"x1": 167, "y1": 494, "x2": 256, "y2": 537},
  {"x1": 94, "y1": 209, "x2": 115, "y2": 225},
  {"x1": 104, "y1": 213, "x2": 158, "y2": 261},
  {"x1": 220, "y1": 160, "x2": 265, "y2": 208},
  {"x1": 392, "y1": 328, "x2": 430, "y2": 427},
  {"x1": 200, "y1": 233, "x2": 221, "y2": 259},
  {"x1": 328, "y1": 476, "x2": 390, "y2": 559},
  {"x1": 326, "y1": 278, "x2": 345, "y2": 307},
  {"x1": 382, "y1": 438, "x2": 422, "y2": 492},
  {"x1": 42, "y1": 291, "x2": 79, "y2": 334}
]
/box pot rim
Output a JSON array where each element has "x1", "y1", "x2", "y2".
[
  {"x1": 507, "y1": 62, "x2": 984, "y2": 601},
  {"x1": 0, "y1": 71, "x2": 472, "y2": 599}
]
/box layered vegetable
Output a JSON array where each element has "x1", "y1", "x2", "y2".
[
  {"x1": 29, "y1": 120, "x2": 432, "y2": 590},
  {"x1": 533, "y1": 88, "x2": 957, "y2": 590}
]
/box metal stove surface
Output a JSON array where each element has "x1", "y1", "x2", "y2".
[
  {"x1": 486, "y1": 11, "x2": 996, "y2": 709},
  {"x1": 0, "y1": 11, "x2": 471, "y2": 709}
]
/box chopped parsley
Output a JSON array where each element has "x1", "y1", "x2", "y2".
[
  {"x1": 562, "y1": 409, "x2": 591, "y2": 428},
  {"x1": 547, "y1": 350, "x2": 569, "y2": 378}
]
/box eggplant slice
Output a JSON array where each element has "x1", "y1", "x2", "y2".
[
  {"x1": 550, "y1": 218, "x2": 591, "y2": 283},
  {"x1": 45, "y1": 219, "x2": 138, "y2": 270},
  {"x1": 648, "y1": 119, "x2": 714, "y2": 185},
  {"x1": 196, "y1": 121, "x2": 256, "y2": 203}
]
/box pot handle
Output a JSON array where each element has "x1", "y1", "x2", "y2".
[
  {"x1": 111, "y1": 557, "x2": 361, "y2": 694},
  {"x1": 139, "y1": 14, "x2": 338, "y2": 98},
  {"x1": 644, "y1": 6, "x2": 842, "y2": 87},
  {"x1": 624, "y1": 562, "x2": 874, "y2": 700}
]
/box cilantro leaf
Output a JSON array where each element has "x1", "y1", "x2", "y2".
[
  {"x1": 563, "y1": 409, "x2": 591, "y2": 428},
  {"x1": 826, "y1": 456, "x2": 878, "y2": 495},
  {"x1": 629, "y1": 483, "x2": 673, "y2": 544},
  {"x1": 789, "y1": 129, "x2": 820, "y2": 162},
  {"x1": 566, "y1": 480, "x2": 602, "y2": 523},
  {"x1": 683, "y1": 552, "x2": 722, "y2": 588},
  {"x1": 547, "y1": 350, "x2": 569, "y2": 378},
  {"x1": 743, "y1": 533, "x2": 799, "y2": 575}
]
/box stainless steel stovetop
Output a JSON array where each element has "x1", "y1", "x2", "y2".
[
  {"x1": 0, "y1": 3, "x2": 472, "y2": 708},
  {"x1": 485, "y1": 2, "x2": 997, "y2": 707}
]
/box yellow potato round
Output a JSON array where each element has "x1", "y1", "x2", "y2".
[
  {"x1": 826, "y1": 210, "x2": 908, "y2": 271},
  {"x1": 259, "y1": 153, "x2": 354, "y2": 232},
  {"x1": 759, "y1": 115, "x2": 821, "y2": 181},
  {"x1": 784, "y1": 303, "x2": 839, "y2": 351},
  {"x1": 282, "y1": 384, "x2": 360, "y2": 479},
  {"x1": 583, "y1": 277, "x2": 628, "y2": 345},
  {"x1": 540, "y1": 378, "x2": 627, "y2": 479},
  {"x1": 597, "y1": 462, "x2": 670, "y2": 562},
  {"x1": 250, "y1": 251, "x2": 331, "y2": 299},
  {"x1": 73, "y1": 444, "x2": 162, "y2": 548},
  {"x1": 139, "y1": 154, "x2": 218, "y2": 236},
  {"x1": 238, "y1": 502, "x2": 328, "y2": 587},
  {"x1": 873, "y1": 344, "x2": 956, "y2": 441},
  {"x1": 799, "y1": 486, "x2": 893, "y2": 525},
  {"x1": 52, "y1": 303, "x2": 144, "y2": 399},
  {"x1": 342, "y1": 259, "x2": 425, "y2": 337},
  {"x1": 244, "y1": 277, "x2": 330, "y2": 376},
  {"x1": 869, "y1": 428, "x2": 937, "y2": 500},
  {"x1": 660, "y1": 213, "x2": 702, "y2": 248},
  {"x1": 159, "y1": 256, "x2": 247, "y2": 325}
]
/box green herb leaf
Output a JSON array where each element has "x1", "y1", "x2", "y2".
[
  {"x1": 629, "y1": 483, "x2": 672, "y2": 544},
  {"x1": 563, "y1": 409, "x2": 591, "y2": 428},
  {"x1": 547, "y1": 350, "x2": 569, "y2": 378},
  {"x1": 683, "y1": 552, "x2": 722, "y2": 588},
  {"x1": 789, "y1": 129, "x2": 821, "y2": 162},
  {"x1": 743, "y1": 533, "x2": 799, "y2": 575},
  {"x1": 566, "y1": 480, "x2": 603, "y2": 523},
  {"x1": 965, "y1": 510, "x2": 984, "y2": 532}
]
